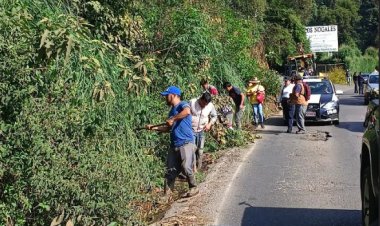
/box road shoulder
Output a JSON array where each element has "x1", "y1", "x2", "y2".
[{"x1": 150, "y1": 142, "x2": 256, "y2": 225}]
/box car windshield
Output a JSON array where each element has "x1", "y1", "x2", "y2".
[
  {"x1": 306, "y1": 81, "x2": 333, "y2": 94},
  {"x1": 369, "y1": 75, "x2": 379, "y2": 84},
  {"x1": 361, "y1": 73, "x2": 369, "y2": 79}
]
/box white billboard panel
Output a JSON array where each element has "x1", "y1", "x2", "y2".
[{"x1": 306, "y1": 25, "x2": 338, "y2": 52}]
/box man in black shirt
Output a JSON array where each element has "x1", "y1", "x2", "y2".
[
  {"x1": 223, "y1": 81, "x2": 245, "y2": 129},
  {"x1": 352, "y1": 72, "x2": 358, "y2": 93},
  {"x1": 358, "y1": 72, "x2": 364, "y2": 94}
]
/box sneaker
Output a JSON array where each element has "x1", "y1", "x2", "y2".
[
  {"x1": 188, "y1": 187, "x2": 199, "y2": 197},
  {"x1": 159, "y1": 193, "x2": 173, "y2": 204},
  {"x1": 286, "y1": 130, "x2": 292, "y2": 133},
  {"x1": 296, "y1": 130, "x2": 306, "y2": 134},
  {"x1": 260, "y1": 124, "x2": 265, "y2": 129},
  {"x1": 181, "y1": 187, "x2": 199, "y2": 198}
]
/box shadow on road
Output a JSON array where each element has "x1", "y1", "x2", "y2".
[
  {"x1": 264, "y1": 116, "x2": 285, "y2": 127},
  {"x1": 339, "y1": 95, "x2": 365, "y2": 106},
  {"x1": 239, "y1": 203, "x2": 361, "y2": 226},
  {"x1": 336, "y1": 121, "x2": 365, "y2": 133},
  {"x1": 264, "y1": 115, "x2": 334, "y2": 128}
]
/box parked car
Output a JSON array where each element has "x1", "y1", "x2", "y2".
[
  {"x1": 364, "y1": 72, "x2": 379, "y2": 105},
  {"x1": 303, "y1": 77, "x2": 343, "y2": 124},
  {"x1": 360, "y1": 99, "x2": 379, "y2": 226},
  {"x1": 361, "y1": 73, "x2": 370, "y2": 84}
]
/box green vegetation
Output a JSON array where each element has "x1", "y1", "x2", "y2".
[
  {"x1": 0, "y1": 0, "x2": 281, "y2": 225},
  {"x1": 0, "y1": 0, "x2": 377, "y2": 225},
  {"x1": 312, "y1": 0, "x2": 378, "y2": 72}
]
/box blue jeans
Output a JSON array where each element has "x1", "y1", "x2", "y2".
[
  {"x1": 252, "y1": 103, "x2": 264, "y2": 124},
  {"x1": 295, "y1": 104, "x2": 306, "y2": 131}
]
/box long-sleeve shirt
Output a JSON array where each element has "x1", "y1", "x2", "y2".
[{"x1": 189, "y1": 98, "x2": 218, "y2": 132}]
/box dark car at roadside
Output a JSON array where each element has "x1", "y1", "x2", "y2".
[{"x1": 360, "y1": 98, "x2": 379, "y2": 226}]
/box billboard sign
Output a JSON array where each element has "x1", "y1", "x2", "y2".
[{"x1": 306, "y1": 25, "x2": 338, "y2": 52}]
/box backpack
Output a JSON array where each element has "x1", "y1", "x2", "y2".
[
  {"x1": 302, "y1": 82, "x2": 311, "y2": 101},
  {"x1": 256, "y1": 92, "x2": 265, "y2": 103}
]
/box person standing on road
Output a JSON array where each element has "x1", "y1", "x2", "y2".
[
  {"x1": 290, "y1": 75, "x2": 307, "y2": 134},
  {"x1": 280, "y1": 77, "x2": 295, "y2": 132},
  {"x1": 223, "y1": 82, "x2": 245, "y2": 129},
  {"x1": 200, "y1": 79, "x2": 219, "y2": 95},
  {"x1": 353, "y1": 72, "x2": 358, "y2": 93},
  {"x1": 358, "y1": 72, "x2": 364, "y2": 94},
  {"x1": 246, "y1": 77, "x2": 265, "y2": 129},
  {"x1": 145, "y1": 86, "x2": 198, "y2": 199},
  {"x1": 189, "y1": 92, "x2": 217, "y2": 170},
  {"x1": 345, "y1": 69, "x2": 351, "y2": 86}
]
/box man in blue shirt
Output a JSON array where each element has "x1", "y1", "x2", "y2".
[{"x1": 146, "y1": 86, "x2": 198, "y2": 199}]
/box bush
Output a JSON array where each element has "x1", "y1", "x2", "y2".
[
  {"x1": 0, "y1": 0, "x2": 282, "y2": 224},
  {"x1": 328, "y1": 67, "x2": 346, "y2": 84}
]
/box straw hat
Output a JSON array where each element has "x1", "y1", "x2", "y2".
[{"x1": 249, "y1": 77, "x2": 260, "y2": 83}]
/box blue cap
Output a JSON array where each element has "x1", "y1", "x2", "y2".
[{"x1": 160, "y1": 86, "x2": 181, "y2": 96}]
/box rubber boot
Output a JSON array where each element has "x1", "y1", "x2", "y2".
[{"x1": 196, "y1": 153, "x2": 203, "y2": 170}]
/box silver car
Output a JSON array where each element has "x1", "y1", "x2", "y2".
[{"x1": 364, "y1": 72, "x2": 379, "y2": 105}]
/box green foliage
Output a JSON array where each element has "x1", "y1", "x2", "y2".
[
  {"x1": 357, "y1": 0, "x2": 379, "y2": 51},
  {"x1": 0, "y1": 0, "x2": 283, "y2": 225},
  {"x1": 263, "y1": 5, "x2": 311, "y2": 68},
  {"x1": 346, "y1": 48, "x2": 379, "y2": 73},
  {"x1": 264, "y1": 23, "x2": 297, "y2": 67},
  {"x1": 310, "y1": 0, "x2": 360, "y2": 45},
  {"x1": 335, "y1": 44, "x2": 379, "y2": 73},
  {"x1": 337, "y1": 44, "x2": 361, "y2": 60},
  {"x1": 228, "y1": 0, "x2": 267, "y2": 21},
  {"x1": 225, "y1": 129, "x2": 247, "y2": 147}
]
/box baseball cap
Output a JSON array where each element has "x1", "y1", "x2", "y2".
[{"x1": 160, "y1": 86, "x2": 181, "y2": 96}]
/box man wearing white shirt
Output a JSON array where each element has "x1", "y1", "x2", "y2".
[
  {"x1": 189, "y1": 92, "x2": 218, "y2": 169},
  {"x1": 280, "y1": 77, "x2": 295, "y2": 132}
]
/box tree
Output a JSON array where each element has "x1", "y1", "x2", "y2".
[
  {"x1": 228, "y1": 0, "x2": 268, "y2": 21},
  {"x1": 310, "y1": 0, "x2": 360, "y2": 46},
  {"x1": 357, "y1": 0, "x2": 379, "y2": 51}
]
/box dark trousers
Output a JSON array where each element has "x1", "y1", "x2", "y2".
[
  {"x1": 281, "y1": 98, "x2": 290, "y2": 120},
  {"x1": 359, "y1": 82, "x2": 364, "y2": 94},
  {"x1": 354, "y1": 80, "x2": 358, "y2": 93},
  {"x1": 287, "y1": 104, "x2": 295, "y2": 132}
]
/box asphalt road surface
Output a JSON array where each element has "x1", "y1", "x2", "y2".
[{"x1": 215, "y1": 85, "x2": 367, "y2": 226}]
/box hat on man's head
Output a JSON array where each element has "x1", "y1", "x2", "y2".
[
  {"x1": 249, "y1": 77, "x2": 260, "y2": 83},
  {"x1": 294, "y1": 75, "x2": 303, "y2": 80},
  {"x1": 284, "y1": 76, "x2": 291, "y2": 81},
  {"x1": 160, "y1": 86, "x2": 181, "y2": 96}
]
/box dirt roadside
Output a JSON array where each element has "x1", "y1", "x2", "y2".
[{"x1": 149, "y1": 132, "x2": 259, "y2": 226}]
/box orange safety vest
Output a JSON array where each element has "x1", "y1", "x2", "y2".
[{"x1": 290, "y1": 83, "x2": 307, "y2": 105}]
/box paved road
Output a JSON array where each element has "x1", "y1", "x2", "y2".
[{"x1": 215, "y1": 85, "x2": 367, "y2": 226}]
